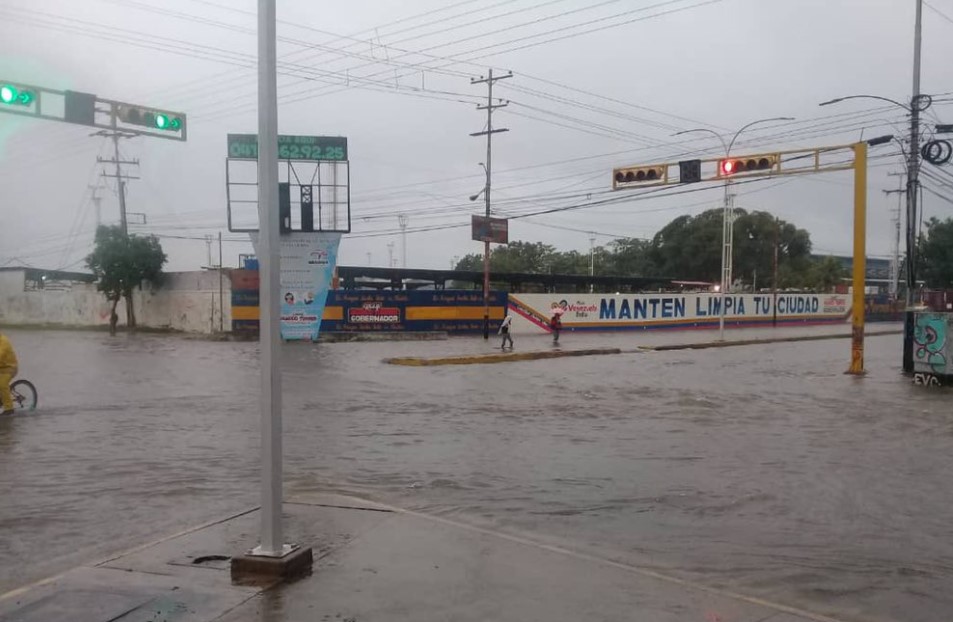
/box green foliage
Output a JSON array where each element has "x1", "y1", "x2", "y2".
[
  {"x1": 452, "y1": 209, "x2": 818, "y2": 290},
  {"x1": 86, "y1": 225, "x2": 167, "y2": 300},
  {"x1": 648, "y1": 208, "x2": 812, "y2": 284},
  {"x1": 86, "y1": 225, "x2": 167, "y2": 332},
  {"x1": 803, "y1": 255, "x2": 846, "y2": 291},
  {"x1": 920, "y1": 217, "x2": 953, "y2": 288}
]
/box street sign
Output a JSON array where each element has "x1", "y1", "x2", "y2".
[
  {"x1": 227, "y1": 134, "x2": 348, "y2": 161},
  {"x1": 678, "y1": 159, "x2": 702, "y2": 183},
  {"x1": 471, "y1": 215, "x2": 509, "y2": 244}
]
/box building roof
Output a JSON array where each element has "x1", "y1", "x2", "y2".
[{"x1": 0, "y1": 266, "x2": 96, "y2": 283}]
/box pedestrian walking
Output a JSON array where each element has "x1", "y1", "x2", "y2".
[
  {"x1": 550, "y1": 313, "x2": 562, "y2": 343},
  {"x1": 499, "y1": 313, "x2": 514, "y2": 349}
]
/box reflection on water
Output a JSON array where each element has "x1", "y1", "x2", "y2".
[{"x1": 1, "y1": 327, "x2": 950, "y2": 622}]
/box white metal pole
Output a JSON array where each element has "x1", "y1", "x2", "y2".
[
  {"x1": 398, "y1": 213, "x2": 408, "y2": 268},
  {"x1": 256, "y1": 0, "x2": 284, "y2": 558},
  {"x1": 719, "y1": 180, "x2": 729, "y2": 340}
]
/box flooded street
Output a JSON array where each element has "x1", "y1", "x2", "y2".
[{"x1": 1, "y1": 326, "x2": 951, "y2": 622}]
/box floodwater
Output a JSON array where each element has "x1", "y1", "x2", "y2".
[{"x1": 1, "y1": 325, "x2": 951, "y2": 622}]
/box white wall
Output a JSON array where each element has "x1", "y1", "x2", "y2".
[
  {"x1": 507, "y1": 292, "x2": 851, "y2": 334},
  {"x1": 0, "y1": 270, "x2": 231, "y2": 333}
]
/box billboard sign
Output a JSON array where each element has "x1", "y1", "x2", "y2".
[
  {"x1": 227, "y1": 134, "x2": 348, "y2": 161},
  {"x1": 471, "y1": 215, "x2": 508, "y2": 244}
]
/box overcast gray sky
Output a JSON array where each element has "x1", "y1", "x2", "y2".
[{"x1": 1, "y1": 0, "x2": 952, "y2": 273}]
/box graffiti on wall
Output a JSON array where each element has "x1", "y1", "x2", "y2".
[
  {"x1": 913, "y1": 313, "x2": 949, "y2": 375},
  {"x1": 913, "y1": 372, "x2": 944, "y2": 387}
]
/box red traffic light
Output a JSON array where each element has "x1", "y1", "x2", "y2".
[{"x1": 718, "y1": 155, "x2": 778, "y2": 177}]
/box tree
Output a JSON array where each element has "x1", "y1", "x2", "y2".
[
  {"x1": 649, "y1": 211, "x2": 724, "y2": 281},
  {"x1": 920, "y1": 217, "x2": 953, "y2": 288},
  {"x1": 647, "y1": 208, "x2": 812, "y2": 285},
  {"x1": 86, "y1": 225, "x2": 167, "y2": 335},
  {"x1": 803, "y1": 255, "x2": 846, "y2": 291},
  {"x1": 448, "y1": 208, "x2": 814, "y2": 288},
  {"x1": 454, "y1": 241, "x2": 557, "y2": 274},
  {"x1": 604, "y1": 238, "x2": 655, "y2": 276}
]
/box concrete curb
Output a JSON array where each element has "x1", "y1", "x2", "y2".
[
  {"x1": 638, "y1": 329, "x2": 903, "y2": 352},
  {"x1": 385, "y1": 347, "x2": 623, "y2": 366}
]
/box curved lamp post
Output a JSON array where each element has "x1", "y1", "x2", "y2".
[{"x1": 673, "y1": 116, "x2": 794, "y2": 340}]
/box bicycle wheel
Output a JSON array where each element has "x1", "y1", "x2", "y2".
[{"x1": 10, "y1": 379, "x2": 37, "y2": 411}]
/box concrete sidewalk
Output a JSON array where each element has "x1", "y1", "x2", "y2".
[{"x1": 0, "y1": 495, "x2": 849, "y2": 622}]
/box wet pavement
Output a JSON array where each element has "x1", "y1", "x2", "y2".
[{"x1": 1, "y1": 324, "x2": 950, "y2": 622}]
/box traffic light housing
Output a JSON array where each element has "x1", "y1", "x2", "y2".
[
  {"x1": 0, "y1": 83, "x2": 35, "y2": 106},
  {"x1": 116, "y1": 104, "x2": 183, "y2": 131},
  {"x1": 612, "y1": 164, "x2": 667, "y2": 187},
  {"x1": 718, "y1": 154, "x2": 779, "y2": 177}
]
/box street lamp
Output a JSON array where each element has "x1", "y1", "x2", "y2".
[
  {"x1": 673, "y1": 116, "x2": 794, "y2": 340},
  {"x1": 819, "y1": 93, "x2": 930, "y2": 373},
  {"x1": 819, "y1": 94, "x2": 912, "y2": 110},
  {"x1": 469, "y1": 162, "x2": 488, "y2": 201}
]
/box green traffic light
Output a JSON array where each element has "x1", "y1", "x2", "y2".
[
  {"x1": 0, "y1": 85, "x2": 16, "y2": 104},
  {"x1": 0, "y1": 84, "x2": 36, "y2": 106},
  {"x1": 152, "y1": 114, "x2": 182, "y2": 131}
]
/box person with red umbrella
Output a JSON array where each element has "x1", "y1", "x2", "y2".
[{"x1": 550, "y1": 305, "x2": 564, "y2": 343}]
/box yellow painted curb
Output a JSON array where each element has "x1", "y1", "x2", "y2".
[{"x1": 386, "y1": 347, "x2": 622, "y2": 366}]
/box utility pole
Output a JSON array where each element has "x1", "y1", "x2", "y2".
[
  {"x1": 397, "y1": 213, "x2": 408, "y2": 268},
  {"x1": 205, "y1": 234, "x2": 214, "y2": 268},
  {"x1": 387, "y1": 242, "x2": 395, "y2": 268},
  {"x1": 95, "y1": 131, "x2": 139, "y2": 235},
  {"x1": 904, "y1": 0, "x2": 924, "y2": 372},
  {"x1": 885, "y1": 172, "x2": 905, "y2": 299},
  {"x1": 470, "y1": 68, "x2": 511, "y2": 340},
  {"x1": 589, "y1": 233, "x2": 596, "y2": 293},
  {"x1": 88, "y1": 184, "x2": 103, "y2": 229},
  {"x1": 366, "y1": 252, "x2": 372, "y2": 266}
]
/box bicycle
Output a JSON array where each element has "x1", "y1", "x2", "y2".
[{"x1": 8, "y1": 379, "x2": 37, "y2": 412}]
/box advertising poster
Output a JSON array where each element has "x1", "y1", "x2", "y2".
[
  {"x1": 321, "y1": 290, "x2": 508, "y2": 334},
  {"x1": 251, "y1": 231, "x2": 342, "y2": 340}
]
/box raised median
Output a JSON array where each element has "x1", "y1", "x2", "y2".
[{"x1": 385, "y1": 347, "x2": 622, "y2": 366}]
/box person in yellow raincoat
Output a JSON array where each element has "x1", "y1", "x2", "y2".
[{"x1": 0, "y1": 330, "x2": 18, "y2": 415}]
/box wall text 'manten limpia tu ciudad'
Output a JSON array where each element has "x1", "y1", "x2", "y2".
[{"x1": 598, "y1": 295, "x2": 823, "y2": 320}]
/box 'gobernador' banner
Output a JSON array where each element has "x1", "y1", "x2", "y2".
[{"x1": 251, "y1": 231, "x2": 342, "y2": 340}]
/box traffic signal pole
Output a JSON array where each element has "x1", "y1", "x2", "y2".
[
  {"x1": 848, "y1": 142, "x2": 868, "y2": 375},
  {"x1": 612, "y1": 137, "x2": 890, "y2": 375}
]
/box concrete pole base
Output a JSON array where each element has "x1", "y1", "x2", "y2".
[{"x1": 231, "y1": 544, "x2": 313, "y2": 584}]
